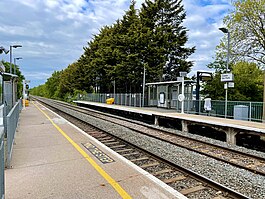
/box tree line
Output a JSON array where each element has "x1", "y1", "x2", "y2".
[
  {"x1": 31, "y1": 0, "x2": 264, "y2": 102},
  {"x1": 31, "y1": 0, "x2": 195, "y2": 101}
]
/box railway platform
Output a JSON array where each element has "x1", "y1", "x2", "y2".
[
  {"x1": 74, "y1": 101, "x2": 265, "y2": 146},
  {"x1": 5, "y1": 101, "x2": 186, "y2": 199}
]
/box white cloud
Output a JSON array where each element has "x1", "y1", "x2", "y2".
[{"x1": 0, "y1": 0, "x2": 232, "y2": 87}]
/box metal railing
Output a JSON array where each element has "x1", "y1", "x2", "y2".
[
  {"x1": 77, "y1": 93, "x2": 143, "y2": 107},
  {"x1": 77, "y1": 93, "x2": 264, "y2": 123},
  {"x1": 186, "y1": 100, "x2": 264, "y2": 122},
  {"x1": 0, "y1": 128, "x2": 4, "y2": 199},
  {"x1": 6, "y1": 101, "x2": 20, "y2": 168}
]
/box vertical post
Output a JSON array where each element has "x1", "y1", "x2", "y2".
[
  {"x1": 263, "y1": 71, "x2": 265, "y2": 123},
  {"x1": 14, "y1": 58, "x2": 16, "y2": 75},
  {"x1": 249, "y1": 102, "x2": 252, "y2": 121},
  {"x1": 195, "y1": 71, "x2": 200, "y2": 113},
  {"x1": 9, "y1": 46, "x2": 12, "y2": 74},
  {"x1": 113, "y1": 79, "x2": 116, "y2": 104},
  {"x1": 225, "y1": 83, "x2": 228, "y2": 118},
  {"x1": 225, "y1": 31, "x2": 230, "y2": 119},
  {"x1": 142, "y1": 65, "x2": 146, "y2": 107},
  {"x1": 181, "y1": 76, "x2": 184, "y2": 114},
  {"x1": 23, "y1": 80, "x2": 26, "y2": 110}
]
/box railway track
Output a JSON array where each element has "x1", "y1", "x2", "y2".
[
  {"x1": 37, "y1": 97, "x2": 265, "y2": 177},
  {"x1": 32, "y1": 98, "x2": 249, "y2": 199}
]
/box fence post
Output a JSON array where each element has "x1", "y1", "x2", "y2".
[{"x1": 249, "y1": 102, "x2": 252, "y2": 121}]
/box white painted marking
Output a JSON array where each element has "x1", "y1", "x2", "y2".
[
  {"x1": 141, "y1": 186, "x2": 169, "y2": 199},
  {"x1": 52, "y1": 117, "x2": 67, "y2": 124}
]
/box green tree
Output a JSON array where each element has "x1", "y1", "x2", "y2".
[
  {"x1": 156, "y1": 0, "x2": 195, "y2": 80},
  {"x1": 45, "y1": 70, "x2": 62, "y2": 99},
  {"x1": 30, "y1": 84, "x2": 47, "y2": 97},
  {"x1": 220, "y1": 0, "x2": 265, "y2": 65},
  {"x1": 203, "y1": 61, "x2": 263, "y2": 101}
]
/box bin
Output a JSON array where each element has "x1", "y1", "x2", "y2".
[
  {"x1": 234, "y1": 105, "x2": 248, "y2": 120},
  {"x1": 106, "y1": 98, "x2": 114, "y2": 104},
  {"x1": 23, "y1": 99, "x2": 29, "y2": 107}
]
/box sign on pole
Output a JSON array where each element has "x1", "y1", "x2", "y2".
[{"x1": 221, "y1": 73, "x2": 234, "y2": 82}]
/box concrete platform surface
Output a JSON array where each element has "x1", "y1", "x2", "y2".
[
  {"x1": 74, "y1": 101, "x2": 265, "y2": 133},
  {"x1": 5, "y1": 101, "x2": 186, "y2": 199}
]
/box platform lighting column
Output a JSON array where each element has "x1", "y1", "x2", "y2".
[
  {"x1": 14, "y1": 57, "x2": 22, "y2": 75},
  {"x1": 10, "y1": 45, "x2": 22, "y2": 74},
  {"x1": 219, "y1": 28, "x2": 230, "y2": 118}
]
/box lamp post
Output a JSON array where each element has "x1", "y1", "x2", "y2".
[
  {"x1": 10, "y1": 45, "x2": 22, "y2": 74},
  {"x1": 14, "y1": 57, "x2": 22, "y2": 75},
  {"x1": 219, "y1": 27, "x2": 230, "y2": 118}
]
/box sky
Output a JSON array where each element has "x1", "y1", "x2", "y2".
[{"x1": 0, "y1": 0, "x2": 232, "y2": 88}]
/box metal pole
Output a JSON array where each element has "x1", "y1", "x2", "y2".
[
  {"x1": 262, "y1": 70, "x2": 265, "y2": 123},
  {"x1": 225, "y1": 31, "x2": 230, "y2": 118},
  {"x1": 195, "y1": 71, "x2": 200, "y2": 113},
  {"x1": 113, "y1": 79, "x2": 116, "y2": 104},
  {"x1": 225, "y1": 84, "x2": 228, "y2": 118},
  {"x1": 142, "y1": 65, "x2": 146, "y2": 107},
  {"x1": 181, "y1": 77, "x2": 184, "y2": 114},
  {"x1": 227, "y1": 32, "x2": 230, "y2": 72},
  {"x1": 14, "y1": 58, "x2": 16, "y2": 75},
  {"x1": 23, "y1": 80, "x2": 26, "y2": 110},
  {"x1": 9, "y1": 46, "x2": 12, "y2": 74}
]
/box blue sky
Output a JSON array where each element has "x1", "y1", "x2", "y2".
[{"x1": 0, "y1": 0, "x2": 232, "y2": 88}]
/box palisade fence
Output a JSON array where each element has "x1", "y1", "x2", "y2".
[
  {"x1": 78, "y1": 93, "x2": 143, "y2": 107},
  {"x1": 6, "y1": 100, "x2": 21, "y2": 168},
  {"x1": 77, "y1": 93, "x2": 264, "y2": 123},
  {"x1": 186, "y1": 100, "x2": 264, "y2": 122}
]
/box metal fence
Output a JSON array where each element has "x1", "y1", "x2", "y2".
[
  {"x1": 186, "y1": 100, "x2": 264, "y2": 122},
  {"x1": 0, "y1": 128, "x2": 4, "y2": 199},
  {"x1": 6, "y1": 101, "x2": 20, "y2": 168},
  {"x1": 78, "y1": 93, "x2": 264, "y2": 122},
  {"x1": 78, "y1": 93, "x2": 143, "y2": 107}
]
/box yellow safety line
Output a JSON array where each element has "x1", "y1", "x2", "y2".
[{"x1": 33, "y1": 102, "x2": 132, "y2": 199}]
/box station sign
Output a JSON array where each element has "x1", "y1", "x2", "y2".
[
  {"x1": 228, "y1": 82, "x2": 234, "y2": 88},
  {"x1": 221, "y1": 73, "x2": 234, "y2": 82}
]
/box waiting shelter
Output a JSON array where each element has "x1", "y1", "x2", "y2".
[{"x1": 146, "y1": 80, "x2": 195, "y2": 111}]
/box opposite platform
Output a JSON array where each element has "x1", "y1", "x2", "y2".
[
  {"x1": 5, "y1": 101, "x2": 186, "y2": 199},
  {"x1": 74, "y1": 101, "x2": 265, "y2": 134}
]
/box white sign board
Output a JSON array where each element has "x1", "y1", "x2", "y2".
[
  {"x1": 178, "y1": 94, "x2": 185, "y2": 102},
  {"x1": 221, "y1": 73, "x2": 234, "y2": 82},
  {"x1": 228, "y1": 82, "x2": 234, "y2": 88},
  {"x1": 159, "y1": 92, "x2": 165, "y2": 104}
]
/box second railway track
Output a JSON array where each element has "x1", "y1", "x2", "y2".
[
  {"x1": 33, "y1": 97, "x2": 265, "y2": 198},
  {"x1": 38, "y1": 97, "x2": 265, "y2": 177}
]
